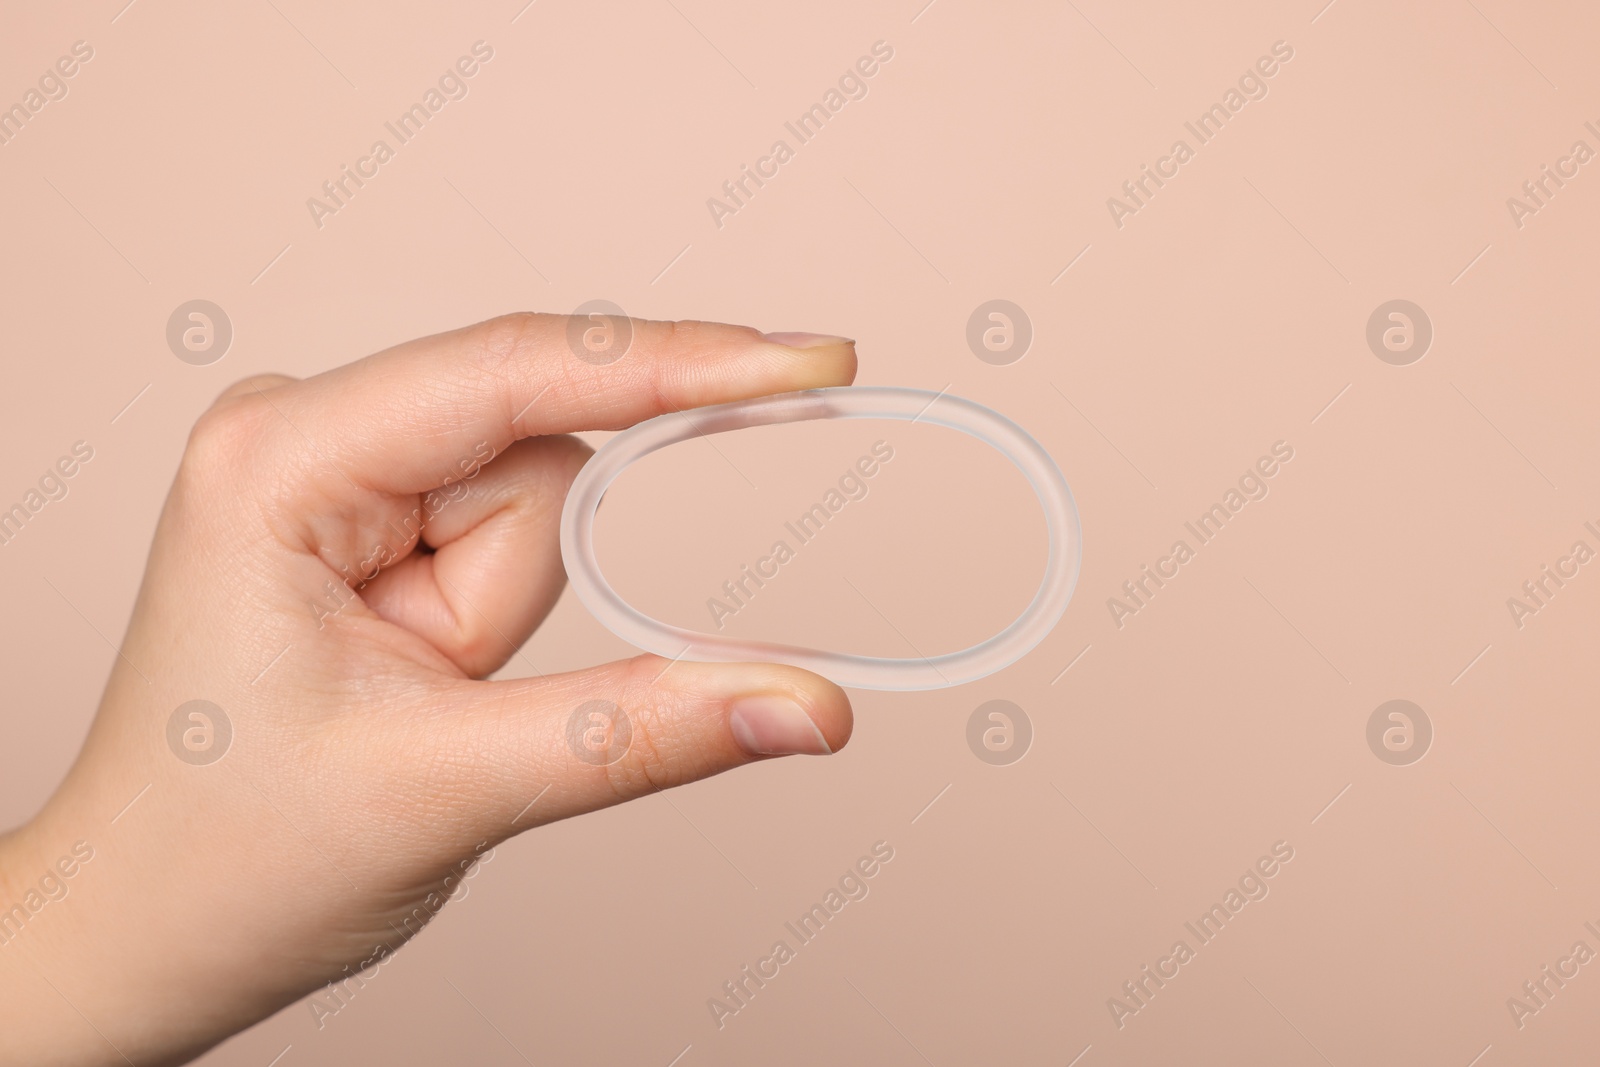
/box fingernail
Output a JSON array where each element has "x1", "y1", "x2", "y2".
[
  {"x1": 729, "y1": 695, "x2": 832, "y2": 757},
  {"x1": 761, "y1": 331, "x2": 854, "y2": 349}
]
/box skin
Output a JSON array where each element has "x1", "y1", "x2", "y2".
[{"x1": 0, "y1": 313, "x2": 858, "y2": 1066}]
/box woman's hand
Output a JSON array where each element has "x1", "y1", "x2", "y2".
[{"x1": 0, "y1": 313, "x2": 858, "y2": 1066}]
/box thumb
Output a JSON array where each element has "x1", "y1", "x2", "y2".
[{"x1": 422, "y1": 657, "x2": 853, "y2": 838}]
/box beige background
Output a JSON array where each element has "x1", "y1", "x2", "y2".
[{"x1": 4, "y1": 0, "x2": 1600, "y2": 1062}]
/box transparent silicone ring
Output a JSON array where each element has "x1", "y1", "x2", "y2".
[{"x1": 559, "y1": 386, "x2": 1082, "y2": 691}]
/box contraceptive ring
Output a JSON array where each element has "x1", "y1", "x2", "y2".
[{"x1": 558, "y1": 386, "x2": 1082, "y2": 691}]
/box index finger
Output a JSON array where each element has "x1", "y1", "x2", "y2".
[{"x1": 244, "y1": 313, "x2": 857, "y2": 495}]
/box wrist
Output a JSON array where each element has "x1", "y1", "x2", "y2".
[{"x1": 0, "y1": 819, "x2": 122, "y2": 1066}]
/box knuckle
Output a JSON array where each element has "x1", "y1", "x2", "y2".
[
  {"x1": 473, "y1": 312, "x2": 555, "y2": 373},
  {"x1": 214, "y1": 373, "x2": 296, "y2": 403},
  {"x1": 605, "y1": 716, "x2": 671, "y2": 800},
  {"x1": 183, "y1": 393, "x2": 283, "y2": 477},
  {"x1": 599, "y1": 662, "x2": 696, "y2": 798},
  {"x1": 465, "y1": 313, "x2": 566, "y2": 408}
]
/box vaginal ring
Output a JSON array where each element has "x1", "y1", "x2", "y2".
[{"x1": 558, "y1": 386, "x2": 1082, "y2": 691}]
